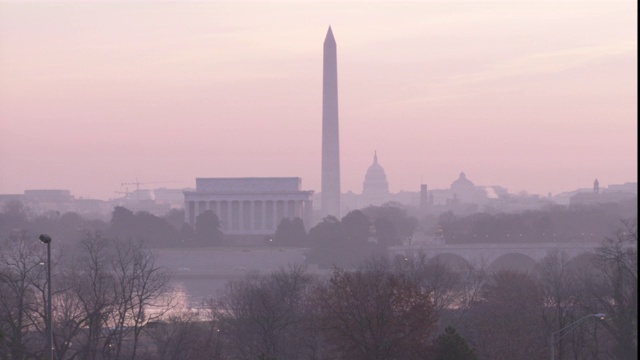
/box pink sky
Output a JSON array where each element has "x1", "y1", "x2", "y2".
[{"x1": 0, "y1": 1, "x2": 637, "y2": 200}]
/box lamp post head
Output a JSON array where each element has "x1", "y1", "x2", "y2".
[
  {"x1": 39, "y1": 234, "x2": 52, "y2": 244},
  {"x1": 593, "y1": 313, "x2": 606, "y2": 319}
]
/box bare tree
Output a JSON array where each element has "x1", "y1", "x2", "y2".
[
  {"x1": 581, "y1": 220, "x2": 637, "y2": 360},
  {"x1": 536, "y1": 250, "x2": 585, "y2": 360},
  {"x1": 0, "y1": 229, "x2": 175, "y2": 360},
  {"x1": 455, "y1": 258, "x2": 489, "y2": 318},
  {"x1": 48, "y1": 233, "x2": 174, "y2": 360},
  {"x1": 105, "y1": 238, "x2": 174, "y2": 360},
  {"x1": 143, "y1": 308, "x2": 205, "y2": 360},
  {"x1": 50, "y1": 275, "x2": 88, "y2": 360},
  {"x1": 465, "y1": 270, "x2": 547, "y2": 360},
  {"x1": 214, "y1": 265, "x2": 314, "y2": 360},
  {"x1": 391, "y1": 253, "x2": 462, "y2": 316},
  {"x1": 314, "y1": 259, "x2": 437, "y2": 360},
  {"x1": 0, "y1": 230, "x2": 47, "y2": 360}
]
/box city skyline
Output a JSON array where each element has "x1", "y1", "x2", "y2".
[{"x1": 0, "y1": 1, "x2": 637, "y2": 200}]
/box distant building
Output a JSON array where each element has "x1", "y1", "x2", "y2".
[
  {"x1": 110, "y1": 198, "x2": 171, "y2": 216},
  {"x1": 0, "y1": 189, "x2": 111, "y2": 218},
  {"x1": 0, "y1": 194, "x2": 25, "y2": 206},
  {"x1": 22, "y1": 189, "x2": 75, "y2": 214},
  {"x1": 569, "y1": 180, "x2": 637, "y2": 207},
  {"x1": 74, "y1": 199, "x2": 112, "y2": 220},
  {"x1": 606, "y1": 182, "x2": 637, "y2": 194},
  {"x1": 341, "y1": 170, "x2": 503, "y2": 216},
  {"x1": 419, "y1": 184, "x2": 429, "y2": 214},
  {"x1": 449, "y1": 172, "x2": 488, "y2": 204},
  {"x1": 570, "y1": 192, "x2": 634, "y2": 206},
  {"x1": 362, "y1": 152, "x2": 390, "y2": 207},
  {"x1": 24, "y1": 189, "x2": 73, "y2": 202},
  {"x1": 154, "y1": 188, "x2": 194, "y2": 208},
  {"x1": 184, "y1": 177, "x2": 314, "y2": 236}
]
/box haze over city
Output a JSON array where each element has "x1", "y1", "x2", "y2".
[{"x1": 0, "y1": 0, "x2": 636, "y2": 200}]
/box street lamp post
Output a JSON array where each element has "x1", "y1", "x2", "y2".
[
  {"x1": 550, "y1": 313, "x2": 606, "y2": 360},
  {"x1": 39, "y1": 234, "x2": 53, "y2": 360}
]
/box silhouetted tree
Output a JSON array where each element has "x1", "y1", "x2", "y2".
[
  {"x1": 391, "y1": 253, "x2": 464, "y2": 316},
  {"x1": 465, "y1": 270, "x2": 546, "y2": 360},
  {"x1": 307, "y1": 207, "x2": 419, "y2": 268},
  {"x1": 362, "y1": 203, "x2": 417, "y2": 246},
  {"x1": 215, "y1": 266, "x2": 313, "y2": 360},
  {"x1": 180, "y1": 223, "x2": 195, "y2": 244},
  {"x1": 307, "y1": 216, "x2": 344, "y2": 267},
  {"x1": 107, "y1": 238, "x2": 174, "y2": 359},
  {"x1": 436, "y1": 202, "x2": 637, "y2": 244},
  {"x1": 290, "y1": 217, "x2": 307, "y2": 245},
  {"x1": 31, "y1": 211, "x2": 61, "y2": 243},
  {"x1": 134, "y1": 211, "x2": 181, "y2": 247},
  {"x1": 107, "y1": 207, "x2": 181, "y2": 247},
  {"x1": 145, "y1": 309, "x2": 206, "y2": 360},
  {"x1": 0, "y1": 201, "x2": 31, "y2": 240},
  {"x1": 432, "y1": 326, "x2": 477, "y2": 360},
  {"x1": 195, "y1": 210, "x2": 223, "y2": 246},
  {"x1": 341, "y1": 210, "x2": 370, "y2": 246},
  {"x1": 273, "y1": 217, "x2": 307, "y2": 246},
  {"x1": 110, "y1": 206, "x2": 135, "y2": 235},
  {"x1": 535, "y1": 250, "x2": 585, "y2": 360},
  {"x1": 60, "y1": 211, "x2": 83, "y2": 230},
  {"x1": 163, "y1": 208, "x2": 185, "y2": 231},
  {"x1": 0, "y1": 230, "x2": 47, "y2": 359},
  {"x1": 314, "y1": 259, "x2": 437, "y2": 360},
  {"x1": 373, "y1": 216, "x2": 395, "y2": 247},
  {"x1": 583, "y1": 219, "x2": 637, "y2": 360},
  {"x1": 339, "y1": 210, "x2": 379, "y2": 266},
  {"x1": 71, "y1": 232, "x2": 116, "y2": 360},
  {"x1": 274, "y1": 218, "x2": 293, "y2": 245}
]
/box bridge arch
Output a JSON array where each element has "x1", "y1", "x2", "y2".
[
  {"x1": 488, "y1": 253, "x2": 537, "y2": 273},
  {"x1": 565, "y1": 252, "x2": 597, "y2": 272},
  {"x1": 427, "y1": 253, "x2": 472, "y2": 273}
]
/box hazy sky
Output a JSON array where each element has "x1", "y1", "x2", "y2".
[{"x1": 0, "y1": 0, "x2": 637, "y2": 200}]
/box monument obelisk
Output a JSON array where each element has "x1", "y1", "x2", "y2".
[{"x1": 321, "y1": 26, "x2": 341, "y2": 218}]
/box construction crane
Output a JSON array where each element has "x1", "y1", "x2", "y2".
[{"x1": 120, "y1": 179, "x2": 181, "y2": 201}]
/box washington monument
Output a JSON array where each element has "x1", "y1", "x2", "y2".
[{"x1": 321, "y1": 26, "x2": 341, "y2": 218}]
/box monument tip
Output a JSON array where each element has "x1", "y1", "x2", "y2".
[{"x1": 325, "y1": 26, "x2": 335, "y2": 43}]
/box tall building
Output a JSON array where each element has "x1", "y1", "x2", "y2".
[
  {"x1": 420, "y1": 184, "x2": 429, "y2": 214},
  {"x1": 321, "y1": 26, "x2": 341, "y2": 218}
]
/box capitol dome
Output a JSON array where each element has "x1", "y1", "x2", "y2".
[{"x1": 363, "y1": 152, "x2": 389, "y2": 196}]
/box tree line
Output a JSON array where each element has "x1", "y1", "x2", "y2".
[
  {"x1": 0, "y1": 201, "x2": 215, "y2": 249},
  {"x1": 1, "y1": 219, "x2": 635, "y2": 359},
  {"x1": 0, "y1": 201, "x2": 417, "y2": 252},
  {"x1": 434, "y1": 199, "x2": 636, "y2": 244},
  {"x1": 2, "y1": 198, "x2": 634, "y2": 250}
]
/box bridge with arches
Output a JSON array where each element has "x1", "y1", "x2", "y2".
[{"x1": 389, "y1": 242, "x2": 604, "y2": 273}]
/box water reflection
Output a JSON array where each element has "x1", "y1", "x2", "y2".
[{"x1": 169, "y1": 278, "x2": 229, "y2": 309}]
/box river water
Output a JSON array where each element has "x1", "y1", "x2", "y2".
[{"x1": 154, "y1": 247, "x2": 311, "y2": 309}]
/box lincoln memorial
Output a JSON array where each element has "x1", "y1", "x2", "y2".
[{"x1": 184, "y1": 177, "x2": 314, "y2": 235}]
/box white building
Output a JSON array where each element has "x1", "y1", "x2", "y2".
[{"x1": 184, "y1": 177, "x2": 313, "y2": 235}]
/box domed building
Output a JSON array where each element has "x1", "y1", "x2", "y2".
[
  {"x1": 451, "y1": 172, "x2": 475, "y2": 193},
  {"x1": 362, "y1": 152, "x2": 390, "y2": 206},
  {"x1": 449, "y1": 171, "x2": 487, "y2": 204}
]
